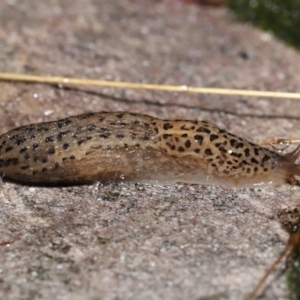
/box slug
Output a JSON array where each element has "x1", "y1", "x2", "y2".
[{"x1": 0, "y1": 111, "x2": 299, "y2": 188}]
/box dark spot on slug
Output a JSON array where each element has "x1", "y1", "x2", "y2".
[
  {"x1": 20, "y1": 147, "x2": 27, "y2": 153},
  {"x1": 244, "y1": 149, "x2": 250, "y2": 157},
  {"x1": 78, "y1": 113, "x2": 95, "y2": 120},
  {"x1": 5, "y1": 158, "x2": 18, "y2": 166},
  {"x1": 45, "y1": 136, "x2": 54, "y2": 143},
  {"x1": 262, "y1": 155, "x2": 271, "y2": 162},
  {"x1": 9, "y1": 135, "x2": 18, "y2": 140},
  {"x1": 210, "y1": 134, "x2": 219, "y2": 141},
  {"x1": 5, "y1": 146, "x2": 13, "y2": 152},
  {"x1": 180, "y1": 125, "x2": 188, "y2": 130},
  {"x1": 185, "y1": 140, "x2": 191, "y2": 148},
  {"x1": 219, "y1": 147, "x2": 227, "y2": 154},
  {"x1": 88, "y1": 124, "x2": 96, "y2": 131},
  {"x1": 163, "y1": 134, "x2": 172, "y2": 139},
  {"x1": 37, "y1": 125, "x2": 49, "y2": 132},
  {"x1": 236, "y1": 143, "x2": 244, "y2": 149},
  {"x1": 205, "y1": 149, "x2": 213, "y2": 156},
  {"x1": 57, "y1": 131, "x2": 69, "y2": 140},
  {"x1": 163, "y1": 123, "x2": 173, "y2": 130},
  {"x1": 194, "y1": 135, "x2": 203, "y2": 144},
  {"x1": 48, "y1": 148, "x2": 55, "y2": 154},
  {"x1": 32, "y1": 143, "x2": 39, "y2": 151},
  {"x1": 25, "y1": 126, "x2": 35, "y2": 133},
  {"x1": 57, "y1": 119, "x2": 72, "y2": 128},
  {"x1": 251, "y1": 158, "x2": 259, "y2": 164},
  {"x1": 197, "y1": 127, "x2": 211, "y2": 134},
  {"x1": 230, "y1": 152, "x2": 242, "y2": 158}
]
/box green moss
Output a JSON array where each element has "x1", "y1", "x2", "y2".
[
  {"x1": 164, "y1": 197, "x2": 179, "y2": 204},
  {"x1": 287, "y1": 220, "x2": 300, "y2": 300},
  {"x1": 227, "y1": 0, "x2": 300, "y2": 50},
  {"x1": 97, "y1": 236, "x2": 111, "y2": 245}
]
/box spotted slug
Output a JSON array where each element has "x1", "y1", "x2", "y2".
[{"x1": 0, "y1": 111, "x2": 299, "y2": 188}]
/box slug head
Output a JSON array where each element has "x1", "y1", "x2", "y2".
[{"x1": 280, "y1": 145, "x2": 300, "y2": 185}]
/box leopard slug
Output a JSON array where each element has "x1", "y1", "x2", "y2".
[{"x1": 0, "y1": 111, "x2": 300, "y2": 187}]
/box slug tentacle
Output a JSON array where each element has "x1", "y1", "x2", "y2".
[
  {"x1": 0, "y1": 111, "x2": 298, "y2": 188},
  {"x1": 282, "y1": 144, "x2": 300, "y2": 163}
]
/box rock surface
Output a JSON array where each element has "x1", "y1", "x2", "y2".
[{"x1": 0, "y1": 1, "x2": 300, "y2": 299}]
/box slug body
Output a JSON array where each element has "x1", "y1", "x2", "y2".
[{"x1": 0, "y1": 111, "x2": 299, "y2": 188}]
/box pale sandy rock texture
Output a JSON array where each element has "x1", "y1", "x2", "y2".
[{"x1": 0, "y1": 1, "x2": 300, "y2": 299}]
